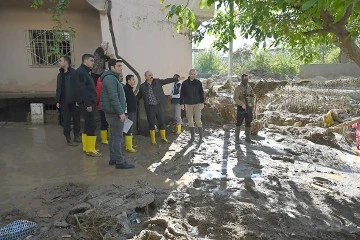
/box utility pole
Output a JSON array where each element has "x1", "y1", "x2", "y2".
[{"x1": 228, "y1": 1, "x2": 234, "y2": 84}]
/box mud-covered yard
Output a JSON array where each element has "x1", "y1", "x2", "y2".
[{"x1": 1, "y1": 76, "x2": 360, "y2": 240}]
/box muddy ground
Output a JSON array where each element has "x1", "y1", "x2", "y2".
[{"x1": 1, "y1": 77, "x2": 360, "y2": 240}]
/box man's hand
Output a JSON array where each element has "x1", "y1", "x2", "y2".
[
  {"x1": 242, "y1": 104, "x2": 246, "y2": 110},
  {"x1": 181, "y1": 105, "x2": 185, "y2": 111},
  {"x1": 119, "y1": 114, "x2": 126, "y2": 122},
  {"x1": 75, "y1": 102, "x2": 79, "y2": 107},
  {"x1": 86, "y1": 106, "x2": 93, "y2": 112},
  {"x1": 179, "y1": 76, "x2": 186, "y2": 80},
  {"x1": 56, "y1": 103, "x2": 60, "y2": 109},
  {"x1": 200, "y1": 103, "x2": 204, "y2": 110}
]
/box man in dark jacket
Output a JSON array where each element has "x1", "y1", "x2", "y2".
[
  {"x1": 123, "y1": 74, "x2": 137, "y2": 153},
  {"x1": 100, "y1": 59, "x2": 134, "y2": 169},
  {"x1": 55, "y1": 55, "x2": 81, "y2": 146},
  {"x1": 137, "y1": 71, "x2": 185, "y2": 144},
  {"x1": 181, "y1": 69, "x2": 205, "y2": 143},
  {"x1": 77, "y1": 54, "x2": 101, "y2": 157}
]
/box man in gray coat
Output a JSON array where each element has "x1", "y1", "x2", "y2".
[{"x1": 100, "y1": 59, "x2": 134, "y2": 169}]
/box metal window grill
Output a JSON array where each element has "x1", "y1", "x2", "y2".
[{"x1": 25, "y1": 30, "x2": 74, "y2": 66}]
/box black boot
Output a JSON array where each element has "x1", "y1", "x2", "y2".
[
  {"x1": 115, "y1": 161, "x2": 135, "y2": 169},
  {"x1": 235, "y1": 127, "x2": 240, "y2": 144},
  {"x1": 245, "y1": 127, "x2": 255, "y2": 144},
  {"x1": 74, "y1": 133, "x2": 81, "y2": 143},
  {"x1": 198, "y1": 127, "x2": 203, "y2": 142},
  {"x1": 189, "y1": 127, "x2": 195, "y2": 143},
  {"x1": 66, "y1": 136, "x2": 78, "y2": 146}
]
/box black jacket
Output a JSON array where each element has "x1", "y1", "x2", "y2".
[
  {"x1": 77, "y1": 64, "x2": 96, "y2": 107},
  {"x1": 55, "y1": 67, "x2": 81, "y2": 104},
  {"x1": 137, "y1": 78, "x2": 178, "y2": 108},
  {"x1": 123, "y1": 83, "x2": 137, "y2": 113},
  {"x1": 180, "y1": 78, "x2": 204, "y2": 105}
]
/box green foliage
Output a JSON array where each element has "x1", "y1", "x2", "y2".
[
  {"x1": 233, "y1": 47, "x2": 301, "y2": 79},
  {"x1": 193, "y1": 49, "x2": 226, "y2": 74},
  {"x1": 160, "y1": 0, "x2": 360, "y2": 65}
]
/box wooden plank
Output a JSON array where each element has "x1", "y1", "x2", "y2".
[{"x1": 328, "y1": 117, "x2": 360, "y2": 131}]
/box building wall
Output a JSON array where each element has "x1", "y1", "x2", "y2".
[
  {"x1": 299, "y1": 63, "x2": 360, "y2": 79},
  {"x1": 0, "y1": 7, "x2": 101, "y2": 93},
  {"x1": 99, "y1": 0, "x2": 192, "y2": 94}
]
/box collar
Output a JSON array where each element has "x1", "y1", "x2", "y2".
[
  {"x1": 81, "y1": 64, "x2": 91, "y2": 73},
  {"x1": 126, "y1": 83, "x2": 134, "y2": 89}
]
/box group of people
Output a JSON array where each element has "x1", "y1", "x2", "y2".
[{"x1": 55, "y1": 41, "x2": 216, "y2": 170}]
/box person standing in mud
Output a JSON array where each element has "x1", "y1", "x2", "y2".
[
  {"x1": 123, "y1": 74, "x2": 137, "y2": 153},
  {"x1": 180, "y1": 69, "x2": 205, "y2": 143},
  {"x1": 91, "y1": 41, "x2": 115, "y2": 86},
  {"x1": 233, "y1": 74, "x2": 255, "y2": 144},
  {"x1": 77, "y1": 54, "x2": 101, "y2": 157},
  {"x1": 137, "y1": 71, "x2": 185, "y2": 144},
  {"x1": 170, "y1": 74, "x2": 183, "y2": 135},
  {"x1": 55, "y1": 55, "x2": 81, "y2": 146},
  {"x1": 100, "y1": 59, "x2": 135, "y2": 169}
]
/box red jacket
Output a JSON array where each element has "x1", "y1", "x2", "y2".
[{"x1": 95, "y1": 77, "x2": 102, "y2": 110}]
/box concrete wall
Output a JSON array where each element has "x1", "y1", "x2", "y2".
[
  {"x1": 299, "y1": 63, "x2": 360, "y2": 79},
  {"x1": 0, "y1": 7, "x2": 101, "y2": 94},
  {"x1": 98, "y1": 0, "x2": 192, "y2": 93}
]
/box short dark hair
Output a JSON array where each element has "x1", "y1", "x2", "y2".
[
  {"x1": 61, "y1": 55, "x2": 71, "y2": 65},
  {"x1": 82, "y1": 54, "x2": 94, "y2": 62},
  {"x1": 173, "y1": 74, "x2": 180, "y2": 79},
  {"x1": 108, "y1": 58, "x2": 123, "y2": 69},
  {"x1": 126, "y1": 74, "x2": 134, "y2": 82}
]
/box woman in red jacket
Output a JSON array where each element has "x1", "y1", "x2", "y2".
[{"x1": 96, "y1": 76, "x2": 109, "y2": 144}]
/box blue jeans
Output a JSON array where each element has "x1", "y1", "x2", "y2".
[{"x1": 105, "y1": 113, "x2": 125, "y2": 165}]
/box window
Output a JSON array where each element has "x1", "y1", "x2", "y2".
[{"x1": 25, "y1": 30, "x2": 74, "y2": 66}]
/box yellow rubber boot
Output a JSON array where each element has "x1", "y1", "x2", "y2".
[
  {"x1": 86, "y1": 136, "x2": 102, "y2": 157},
  {"x1": 150, "y1": 130, "x2": 157, "y2": 145},
  {"x1": 125, "y1": 135, "x2": 137, "y2": 153},
  {"x1": 100, "y1": 130, "x2": 108, "y2": 144},
  {"x1": 175, "y1": 124, "x2": 182, "y2": 135},
  {"x1": 82, "y1": 133, "x2": 87, "y2": 152},
  {"x1": 160, "y1": 129, "x2": 169, "y2": 143}
]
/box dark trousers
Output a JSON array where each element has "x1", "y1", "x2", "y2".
[
  {"x1": 106, "y1": 113, "x2": 125, "y2": 165},
  {"x1": 125, "y1": 112, "x2": 136, "y2": 136},
  {"x1": 61, "y1": 102, "x2": 81, "y2": 138},
  {"x1": 236, "y1": 106, "x2": 253, "y2": 127},
  {"x1": 145, "y1": 104, "x2": 165, "y2": 130},
  {"x1": 82, "y1": 103, "x2": 97, "y2": 136},
  {"x1": 99, "y1": 110, "x2": 108, "y2": 130}
]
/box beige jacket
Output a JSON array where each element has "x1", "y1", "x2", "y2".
[{"x1": 233, "y1": 84, "x2": 254, "y2": 107}]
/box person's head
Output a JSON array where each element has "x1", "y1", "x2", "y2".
[
  {"x1": 100, "y1": 41, "x2": 109, "y2": 51},
  {"x1": 82, "y1": 54, "x2": 95, "y2": 69},
  {"x1": 144, "y1": 71, "x2": 153, "y2": 82},
  {"x1": 173, "y1": 74, "x2": 180, "y2": 81},
  {"x1": 58, "y1": 55, "x2": 71, "y2": 69},
  {"x1": 126, "y1": 74, "x2": 136, "y2": 87},
  {"x1": 108, "y1": 58, "x2": 123, "y2": 75},
  {"x1": 189, "y1": 69, "x2": 197, "y2": 80},
  {"x1": 240, "y1": 73, "x2": 249, "y2": 85}
]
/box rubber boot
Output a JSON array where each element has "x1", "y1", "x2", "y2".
[
  {"x1": 86, "y1": 136, "x2": 102, "y2": 157},
  {"x1": 82, "y1": 133, "x2": 87, "y2": 152},
  {"x1": 189, "y1": 127, "x2": 195, "y2": 143},
  {"x1": 198, "y1": 127, "x2": 203, "y2": 141},
  {"x1": 235, "y1": 127, "x2": 241, "y2": 144},
  {"x1": 245, "y1": 127, "x2": 255, "y2": 144},
  {"x1": 176, "y1": 124, "x2": 182, "y2": 135},
  {"x1": 125, "y1": 135, "x2": 137, "y2": 153},
  {"x1": 160, "y1": 129, "x2": 169, "y2": 143},
  {"x1": 100, "y1": 130, "x2": 108, "y2": 144},
  {"x1": 150, "y1": 130, "x2": 157, "y2": 145}
]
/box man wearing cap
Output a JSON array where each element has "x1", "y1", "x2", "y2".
[{"x1": 233, "y1": 74, "x2": 255, "y2": 144}]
